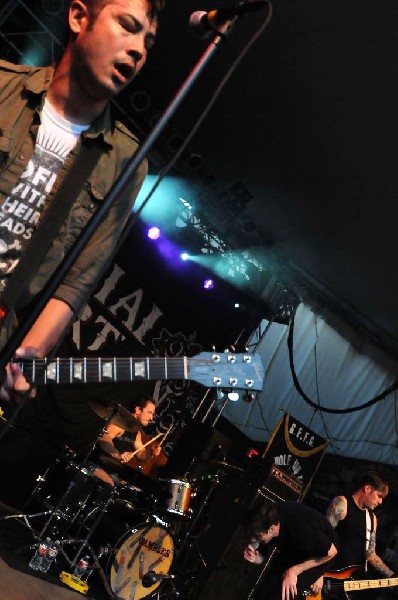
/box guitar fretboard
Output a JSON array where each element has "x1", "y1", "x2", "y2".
[
  {"x1": 17, "y1": 357, "x2": 188, "y2": 385},
  {"x1": 345, "y1": 577, "x2": 398, "y2": 592}
]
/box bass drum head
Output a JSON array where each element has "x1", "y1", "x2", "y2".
[{"x1": 109, "y1": 523, "x2": 174, "y2": 600}]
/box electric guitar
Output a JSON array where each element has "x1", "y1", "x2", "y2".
[
  {"x1": 13, "y1": 351, "x2": 265, "y2": 391},
  {"x1": 305, "y1": 565, "x2": 398, "y2": 599}
]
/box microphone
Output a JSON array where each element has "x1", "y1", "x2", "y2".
[
  {"x1": 142, "y1": 570, "x2": 176, "y2": 588},
  {"x1": 189, "y1": 0, "x2": 267, "y2": 38}
]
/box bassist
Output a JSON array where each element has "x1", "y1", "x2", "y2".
[{"x1": 325, "y1": 471, "x2": 394, "y2": 598}]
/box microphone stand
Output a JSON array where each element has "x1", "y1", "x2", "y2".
[{"x1": 0, "y1": 17, "x2": 238, "y2": 435}]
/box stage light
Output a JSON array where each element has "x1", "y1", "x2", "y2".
[
  {"x1": 180, "y1": 252, "x2": 190, "y2": 261},
  {"x1": 234, "y1": 303, "x2": 240, "y2": 308},
  {"x1": 242, "y1": 392, "x2": 257, "y2": 402},
  {"x1": 216, "y1": 390, "x2": 239, "y2": 401},
  {"x1": 147, "y1": 226, "x2": 160, "y2": 240},
  {"x1": 203, "y1": 279, "x2": 214, "y2": 290}
]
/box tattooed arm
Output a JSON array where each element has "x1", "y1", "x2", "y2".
[
  {"x1": 326, "y1": 495, "x2": 347, "y2": 528},
  {"x1": 367, "y1": 515, "x2": 394, "y2": 577}
]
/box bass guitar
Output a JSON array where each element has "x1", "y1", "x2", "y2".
[
  {"x1": 13, "y1": 350, "x2": 265, "y2": 392},
  {"x1": 305, "y1": 565, "x2": 398, "y2": 599}
]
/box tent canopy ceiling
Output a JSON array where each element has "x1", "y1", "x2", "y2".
[{"x1": 134, "y1": 0, "x2": 398, "y2": 358}]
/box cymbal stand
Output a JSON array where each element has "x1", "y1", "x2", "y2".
[{"x1": 0, "y1": 447, "x2": 73, "y2": 538}]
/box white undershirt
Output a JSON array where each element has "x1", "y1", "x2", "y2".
[{"x1": 38, "y1": 97, "x2": 90, "y2": 157}]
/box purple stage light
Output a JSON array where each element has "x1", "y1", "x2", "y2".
[
  {"x1": 147, "y1": 226, "x2": 160, "y2": 240},
  {"x1": 203, "y1": 278, "x2": 214, "y2": 290}
]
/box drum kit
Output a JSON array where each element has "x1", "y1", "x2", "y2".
[{"x1": 0, "y1": 399, "x2": 241, "y2": 600}]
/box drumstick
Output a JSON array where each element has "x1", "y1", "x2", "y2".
[
  {"x1": 158, "y1": 423, "x2": 173, "y2": 449},
  {"x1": 128, "y1": 431, "x2": 163, "y2": 458}
]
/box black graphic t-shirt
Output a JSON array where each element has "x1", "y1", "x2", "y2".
[{"x1": 0, "y1": 98, "x2": 89, "y2": 293}]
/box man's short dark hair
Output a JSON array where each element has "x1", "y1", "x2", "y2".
[
  {"x1": 81, "y1": 0, "x2": 165, "y2": 24},
  {"x1": 246, "y1": 501, "x2": 280, "y2": 539},
  {"x1": 357, "y1": 471, "x2": 389, "y2": 496},
  {"x1": 131, "y1": 395, "x2": 156, "y2": 412}
]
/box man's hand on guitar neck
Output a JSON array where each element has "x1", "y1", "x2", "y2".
[{"x1": 0, "y1": 346, "x2": 39, "y2": 402}]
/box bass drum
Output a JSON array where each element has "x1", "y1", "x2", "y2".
[{"x1": 109, "y1": 524, "x2": 174, "y2": 600}]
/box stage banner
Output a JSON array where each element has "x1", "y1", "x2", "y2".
[{"x1": 262, "y1": 412, "x2": 327, "y2": 495}]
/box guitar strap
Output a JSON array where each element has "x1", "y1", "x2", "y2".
[{"x1": 364, "y1": 509, "x2": 375, "y2": 571}]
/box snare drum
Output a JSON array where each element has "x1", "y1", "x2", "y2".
[
  {"x1": 109, "y1": 524, "x2": 174, "y2": 600},
  {"x1": 158, "y1": 478, "x2": 193, "y2": 517}
]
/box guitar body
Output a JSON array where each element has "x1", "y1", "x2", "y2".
[
  {"x1": 324, "y1": 566, "x2": 363, "y2": 580},
  {"x1": 303, "y1": 566, "x2": 363, "y2": 600}
]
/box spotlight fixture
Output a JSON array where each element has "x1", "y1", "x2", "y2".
[{"x1": 180, "y1": 252, "x2": 189, "y2": 261}]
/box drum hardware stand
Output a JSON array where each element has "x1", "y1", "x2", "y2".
[
  {"x1": 172, "y1": 472, "x2": 222, "y2": 579},
  {"x1": 46, "y1": 537, "x2": 118, "y2": 600},
  {"x1": 0, "y1": 447, "x2": 74, "y2": 537},
  {"x1": 37, "y1": 407, "x2": 118, "y2": 540}
]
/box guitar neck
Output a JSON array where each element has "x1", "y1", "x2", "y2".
[
  {"x1": 15, "y1": 351, "x2": 264, "y2": 391},
  {"x1": 344, "y1": 577, "x2": 398, "y2": 592},
  {"x1": 17, "y1": 356, "x2": 190, "y2": 385}
]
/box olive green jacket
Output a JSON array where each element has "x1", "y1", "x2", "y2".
[{"x1": 0, "y1": 59, "x2": 147, "y2": 343}]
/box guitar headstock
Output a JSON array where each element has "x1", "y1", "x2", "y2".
[{"x1": 188, "y1": 351, "x2": 265, "y2": 392}]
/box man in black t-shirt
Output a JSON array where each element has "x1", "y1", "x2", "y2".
[
  {"x1": 243, "y1": 500, "x2": 338, "y2": 600},
  {"x1": 326, "y1": 471, "x2": 394, "y2": 599}
]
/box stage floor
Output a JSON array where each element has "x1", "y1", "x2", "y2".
[
  {"x1": 0, "y1": 503, "x2": 110, "y2": 600},
  {"x1": 0, "y1": 556, "x2": 85, "y2": 600}
]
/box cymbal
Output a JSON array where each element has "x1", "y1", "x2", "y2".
[{"x1": 88, "y1": 400, "x2": 140, "y2": 432}]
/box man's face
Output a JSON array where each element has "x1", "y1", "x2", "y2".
[
  {"x1": 363, "y1": 486, "x2": 386, "y2": 510},
  {"x1": 70, "y1": 0, "x2": 157, "y2": 100},
  {"x1": 134, "y1": 401, "x2": 156, "y2": 426},
  {"x1": 258, "y1": 525, "x2": 277, "y2": 545}
]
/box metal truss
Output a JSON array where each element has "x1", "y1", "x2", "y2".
[{"x1": 0, "y1": 0, "x2": 299, "y2": 325}]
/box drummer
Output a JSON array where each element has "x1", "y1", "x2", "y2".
[{"x1": 91, "y1": 396, "x2": 164, "y2": 487}]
